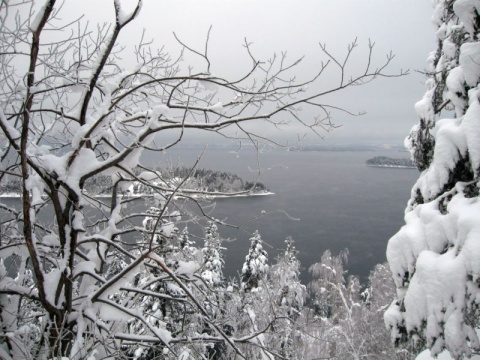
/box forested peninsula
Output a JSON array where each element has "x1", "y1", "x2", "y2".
[{"x1": 0, "y1": 168, "x2": 270, "y2": 197}]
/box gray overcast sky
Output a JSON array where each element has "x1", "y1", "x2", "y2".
[{"x1": 66, "y1": 0, "x2": 435, "y2": 146}]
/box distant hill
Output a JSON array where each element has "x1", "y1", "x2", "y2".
[{"x1": 366, "y1": 156, "x2": 415, "y2": 168}]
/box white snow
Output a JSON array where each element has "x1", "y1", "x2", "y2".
[
  {"x1": 95, "y1": 301, "x2": 133, "y2": 322},
  {"x1": 459, "y1": 42, "x2": 480, "y2": 87},
  {"x1": 409, "y1": 98, "x2": 480, "y2": 202},
  {"x1": 44, "y1": 268, "x2": 62, "y2": 305},
  {"x1": 416, "y1": 349, "x2": 455, "y2": 359},
  {"x1": 30, "y1": 2, "x2": 47, "y2": 32},
  {"x1": 442, "y1": 38, "x2": 458, "y2": 62},
  {"x1": 387, "y1": 181, "x2": 480, "y2": 356},
  {"x1": 208, "y1": 102, "x2": 225, "y2": 115},
  {"x1": 114, "y1": 0, "x2": 143, "y2": 26},
  {"x1": 446, "y1": 66, "x2": 466, "y2": 117},
  {"x1": 0, "y1": 108, "x2": 20, "y2": 139},
  {"x1": 72, "y1": 261, "x2": 97, "y2": 278},
  {"x1": 453, "y1": 0, "x2": 480, "y2": 36},
  {"x1": 71, "y1": 124, "x2": 90, "y2": 149},
  {"x1": 66, "y1": 148, "x2": 103, "y2": 196},
  {"x1": 161, "y1": 221, "x2": 176, "y2": 237},
  {"x1": 72, "y1": 210, "x2": 85, "y2": 232},
  {"x1": 432, "y1": 0, "x2": 448, "y2": 27},
  {"x1": 148, "y1": 104, "x2": 171, "y2": 129},
  {"x1": 199, "y1": 80, "x2": 219, "y2": 92},
  {"x1": 416, "y1": 346, "x2": 480, "y2": 359},
  {"x1": 42, "y1": 234, "x2": 60, "y2": 247},
  {"x1": 176, "y1": 260, "x2": 199, "y2": 277},
  {"x1": 461, "y1": 98, "x2": 480, "y2": 175},
  {"x1": 25, "y1": 172, "x2": 45, "y2": 206},
  {"x1": 415, "y1": 89, "x2": 435, "y2": 122},
  {"x1": 178, "y1": 349, "x2": 192, "y2": 360}
]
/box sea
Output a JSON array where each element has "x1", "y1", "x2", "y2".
[{"x1": 0, "y1": 147, "x2": 419, "y2": 286}]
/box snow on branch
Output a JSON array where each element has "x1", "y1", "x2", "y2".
[{"x1": 0, "y1": 0, "x2": 405, "y2": 358}]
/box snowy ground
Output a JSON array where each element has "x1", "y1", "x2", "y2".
[{"x1": 416, "y1": 349, "x2": 480, "y2": 359}]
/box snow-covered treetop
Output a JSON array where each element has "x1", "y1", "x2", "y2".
[
  {"x1": 241, "y1": 230, "x2": 269, "y2": 292},
  {"x1": 201, "y1": 222, "x2": 225, "y2": 287}
]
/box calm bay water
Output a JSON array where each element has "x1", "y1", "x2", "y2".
[
  {"x1": 154, "y1": 147, "x2": 418, "y2": 284},
  {"x1": 1, "y1": 148, "x2": 418, "y2": 285}
]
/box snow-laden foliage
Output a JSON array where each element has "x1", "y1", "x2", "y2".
[
  {"x1": 309, "y1": 252, "x2": 415, "y2": 359},
  {"x1": 241, "y1": 231, "x2": 269, "y2": 292},
  {"x1": 386, "y1": 1, "x2": 480, "y2": 358},
  {"x1": 270, "y1": 238, "x2": 305, "y2": 313},
  {"x1": 0, "y1": 0, "x2": 403, "y2": 358},
  {"x1": 234, "y1": 237, "x2": 309, "y2": 359},
  {"x1": 264, "y1": 238, "x2": 306, "y2": 358},
  {"x1": 201, "y1": 222, "x2": 225, "y2": 287}
]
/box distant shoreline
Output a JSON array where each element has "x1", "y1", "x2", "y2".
[
  {"x1": 366, "y1": 164, "x2": 416, "y2": 169},
  {"x1": 0, "y1": 191, "x2": 275, "y2": 199}
]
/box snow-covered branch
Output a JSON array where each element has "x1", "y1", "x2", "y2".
[{"x1": 0, "y1": 0, "x2": 404, "y2": 358}]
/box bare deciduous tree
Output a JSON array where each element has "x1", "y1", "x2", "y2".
[{"x1": 0, "y1": 0, "x2": 404, "y2": 358}]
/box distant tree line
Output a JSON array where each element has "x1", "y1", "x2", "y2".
[
  {"x1": 0, "y1": 167, "x2": 267, "y2": 196},
  {"x1": 171, "y1": 167, "x2": 267, "y2": 193}
]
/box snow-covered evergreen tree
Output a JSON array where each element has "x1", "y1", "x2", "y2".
[
  {"x1": 179, "y1": 226, "x2": 192, "y2": 250},
  {"x1": 386, "y1": 1, "x2": 480, "y2": 358},
  {"x1": 241, "y1": 231, "x2": 269, "y2": 292},
  {"x1": 201, "y1": 222, "x2": 225, "y2": 288}
]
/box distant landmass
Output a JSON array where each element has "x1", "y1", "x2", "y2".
[
  {"x1": 0, "y1": 168, "x2": 270, "y2": 198},
  {"x1": 119, "y1": 168, "x2": 269, "y2": 198},
  {"x1": 366, "y1": 156, "x2": 415, "y2": 168}
]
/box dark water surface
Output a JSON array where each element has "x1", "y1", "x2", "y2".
[
  {"x1": 154, "y1": 147, "x2": 418, "y2": 284},
  {"x1": 1, "y1": 148, "x2": 418, "y2": 285}
]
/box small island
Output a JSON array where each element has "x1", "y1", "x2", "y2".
[{"x1": 366, "y1": 156, "x2": 416, "y2": 169}]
